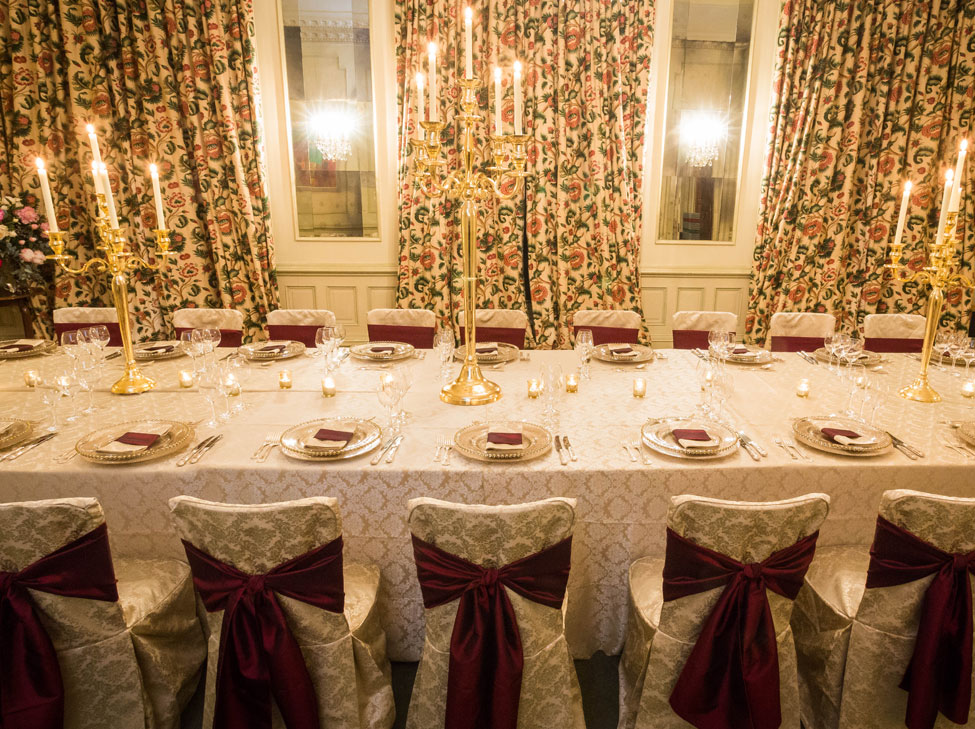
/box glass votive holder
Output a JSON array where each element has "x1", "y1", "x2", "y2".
[
  {"x1": 796, "y1": 378, "x2": 811, "y2": 398},
  {"x1": 279, "y1": 370, "x2": 293, "y2": 389},
  {"x1": 178, "y1": 369, "x2": 195, "y2": 388},
  {"x1": 962, "y1": 381, "x2": 975, "y2": 399},
  {"x1": 633, "y1": 378, "x2": 647, "y2": 398},
  {"x1": 527, "y1": 378, "x2": 542, "y2": 399},
  {"x1": 322, "y1": 375, "x2": 337, "y2": 397},
  {"x1": 24, "y1": 370, "x2": 40, "y2": 388},
  {"x1": 224, "y1": 374, "x2": 242, "y2": 397},
  {"x1": 565, "y1": 372, "x2": 579, "y2": 393}
]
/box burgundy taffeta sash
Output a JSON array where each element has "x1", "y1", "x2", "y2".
[
  {"x1": 863, "y1": 337, "x2": 924, "y2": 353},
  {"x1": 458, "y1": 326, "x2": 525, "y2": 348},
  {"x1": 367, "y1": 324, "x2": 436, "y2": 349},
  {"x1": 0, "y1": 523, "x2": 119, "y2": 729},
  {"x1": 173, "y1": 327, "x2": 243, "y2": 348},
  {"x1": 181, "y1": 536, "x2": 345, "y2": 729},
  {"x1": 769, "y1": 335, "x2": 826, "y2": 353},
  {"x1": 54, "y1": 321, "x2": 123, "y2": 347},
  {"x1": 572, "y1": 325, "x2": 640, "y2": 346},
  {"x1": 267, "y1": 325, "x2": 321, "y2": 347},
  {"x1": 411, "y1": 534, "x2": 572, "y2": 729},
  {"x1": 866, "y1": 516, "x2": 975, "y2": 729},
  {"x1": 663, "y1": 528, "x2": 819, "y2": 729}
]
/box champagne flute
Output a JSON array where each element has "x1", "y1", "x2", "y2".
[
  {"x1": 575, "y1": 329, "x2": 594, "y2": 380},
  {"x1": 198, "y1": 368, "x2": 223, "y2": 428},
  {"x1": 377, "y1": 374, "x2": 398, "y2": 433}
]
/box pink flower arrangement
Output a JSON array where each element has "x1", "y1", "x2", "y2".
[{"x1": 15, "y1": 206, "x2": 38, "y2": 224}]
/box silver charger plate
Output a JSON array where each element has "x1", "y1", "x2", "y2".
[
  {"x1": 279, "y1": 417, "x2": 382, "y2": 461},
  {"x1": 792, "y1": 415, "x2": 891, "y2": 456},
  {"x1": 134, "y1": 341, "x2": 185, "y2": 361},
  {"x1": 931, "y1": 352, "x2": 973, "y2": 367},
  {"x1": 0, "y1": 419, "x2": 32, "y2": 450},
  {"x1": 712, "y1": 346, "x2": 774, "y2": 365},
  {"x1": 351, "y1": 341, "x2": 415, "y2": 362},
  {"x1": 453, "y1": 341, "x2": 520, "y2": 364},
  {"x1": 958, "y1": 422, "x2": 975, "y2": 449},
  {"x1": 813, "y1": 348, "x2": 883, "y2": 367},
  {"x1": 641, "y1": 417, "x2": 738, "y2": 460},
  {"x1": 76, "y1": 420, "x2": 194, "y2": 464},
  {"x1": 453, "y1": 421, "x2": 552, "y2": 462},
  {"x1": 239, "y1": 340, "x2": 306, "y2": 361},
  {"x1": 0, "y1": 339, "x2": 56, "y2": 359},
  {"x1": 592, "y1": 343, "x2": 654, "y2": 364}
]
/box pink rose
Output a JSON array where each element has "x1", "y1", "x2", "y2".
[
  {"x1": 15, "y1": 206, "x2": 38, "y2": 223},
  {"x1": 19, "y1": 248, "x2": 33, "y2": 262}
]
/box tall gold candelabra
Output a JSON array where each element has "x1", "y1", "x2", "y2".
[
  {"x1": 415, "y1": 75, "x2": 529, "y2": 405},
  {"x1": 885, "y1": 211, "x2": 972, "y2": 403},
  {"x1": 46, "y1": 196, "x2": 173, "y2": 395}
]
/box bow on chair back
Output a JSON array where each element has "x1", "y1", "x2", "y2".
[{"x1": 658, "y1": 494, "x2": 830, "y2": 729}]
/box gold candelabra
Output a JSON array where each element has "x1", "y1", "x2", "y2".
[
  {"x1": 415, "y1": 76, "x2": 529, "y2": 405},
  {"x1": 885, "y1": 211, "x2": 972, "y2": 403},
  {"x1": 46, "y1": 195, "x2": 173, "y2": 395}
]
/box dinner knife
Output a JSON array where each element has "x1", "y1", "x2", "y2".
[
  {"x1": 554, "y1": 436, "x2": 568, "y2": 465},
  {"x1": 798, "y1": 351, "x2": 818, "y2": 365},
  {"x1": 371, "y1": 436, "x2": 401, "y2": 465},
  {"x1": 885, "y1": 432, "x2": 924, "y2": 459},
  {"x1": 189, "y1": 434, "x2": 223, "y2": 464},
  {"x1": 177, "y1": 436, "x2": 217, "y2": 467},
  {"x1": 3, "y1": 433, "x2": 56, "y2": 462},
  {"x1": 104, "y1": 351, "x2": 122, "y2": 360},
  {"x1": 736, "y1": 433, "x2": 761, "y2": 461},
  {"x1": 737, "y1": 431, "x2": 768, "y2": 458},
  {"x1": 385, "y1": 435, "x2": 405, "y2": 463},
  {"x1": 562, "y1": 436, "x2": 578, "y2": 462}
]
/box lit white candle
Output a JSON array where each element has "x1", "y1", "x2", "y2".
[
  {"x1": 85, "y1": 123, "x2": 102, "y2": 166},
  {"x1": 493, "y1": 67, "x2": 502, "y2": 136},
  {"x1": 415, "y1": 72, "x2": 426, "y2": 129},
  {"x1": 893, "y1": 180, "x2": 912, "y2": 249},
  {"x1": 100, "y1": 162, "x2": 119, "y2": 229},
  {"x1": 149, "y1": 163, "x2": 165, "y2": 229},
  {"x1": 322, "y1": 375, "x2": 336, "y2": 397},
  {"x1": 464, "y1": 7, "x2": 473, "y2": 80},
  {"x1": 948, "y1": 139, "x2": 968, "y2": 212},
  {"x1": 34, "y1": 158, "x2": 59, "y2": 233},
  {"x1": 427, "y1": 42, "x2": 439, "y2": 122},
  {"x1": 91, "y1": 160, "x2": 104, "y2": 197},
  {"x1": 935, "y1": 169, "x2": 953, "y2": 245},
  {"x1": 513, "y1": 60, "x2": 523, "y2": 135}
]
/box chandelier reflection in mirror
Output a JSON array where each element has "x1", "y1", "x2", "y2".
[
  {"x1": 310, "y1": 106, "x2": 355, "y2": 162},
  {"x1": 680, "y1": 111, "x2": 726, "y2": 168}
]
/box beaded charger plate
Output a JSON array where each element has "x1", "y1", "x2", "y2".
[
  {"x1": 0, "y1": 339, "x2": 56, "y2": 360},
  {"x1": 930, "y1": 352, "x2": 973, "y2": 367},
  {"x1": 452, "y1": 341, "x2": 520, "y2": 364},
  {"x1": 592, "y1": 343, "x2": 654, "y2": 364},
  {"x1": 641, "y1": 417, "x2": 738, "y2": 460},
  {"x1": 792, "y1": 416, "x2": 891, "y2": 456},
  {"x1": 453, "y1": 421, "x2": 552, "y2": 462},
  {"x1": 351, "y1": 341, "x2": 415, "y2": 362},
  {"x1": 711, "y1": 346, "x2": 774, "y2": 365},
  {"x1": 279, "y1": 417, "x2": 382, "y2": 461},
  {"x1": 239, "y1": 340, "x2": 306, "y2": 361},
  {"x1": 134, "y1": 341, "x2": 185, "y2": 361},
  {"x1": 0, "y1": 419, "x2": 32, "y2": 450},
  {"x1": 813, "y1": 348, "x2": 883, "y2": 367},
  {"x1": 76, "y1": 420, "x2": 195, "y2": 464},
  {"x1": 958, "y1": 422, "x2": 975, "y2": 449}
]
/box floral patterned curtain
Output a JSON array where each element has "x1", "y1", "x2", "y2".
[
  {"x1": 0, "y1": 0, "x2": 277, "y2": 341},
  {"x1": 394, "y1": 0, "x2": 654, "y2": 348},
  {"x1": 746, "y1": 0, "x2": 975, "y2": 344}
]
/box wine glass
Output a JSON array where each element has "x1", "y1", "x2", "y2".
[
  {"x1": 575, "y1": 329, "x2": 594, "y2": 380},
  {"x1": 959, "y1": 337, "x2": 975, "y2": 385},
  {"x1": 60, "y1": 330, "x2": 82, "y2": 361},
  {"x1": 540, "y1": 364, "x2": 563, "y2": 429},
  {"x1": 198, "y1": 368, "x2": 224, "y2": 428},
  {"x1": 695, "y1": 357, "x2": 715, "y2": 415},
  {"x1": 35, "y1": 377, "x2": 62, "y2": 432},
  {"x1": 708, "y1": 330, "x2": 730, "y2": 361},
  {"x1": 946, "y1": 331, "x2": 966, "y2": 374},
  {"x1": 332, "y1": 323, "x2": 347, "y2": 351},
  {"x1": 844, "y1": 363, "x2": 868, "y2": 418},
  {"x1": 710, "y1": 366, "x2": 734, "y2": 422},
  {"x1": 203, "y1": 328, "x2": 222, "y2": 364},
  {"x1": 180, "y1": 331, "x2": 203, "y2": 373},
  {"x1": 933, "y1": 332, "x2": 951, "y2": 368},
  {"x1": 315, "y1": 326, "x2": 334, "y2": 359},
  {"x1": 53, "y1": 370, "x2": 81, "y2": 423},
  {"x1": 393, "y1": 365, "x2": 414, "y2": 427},
  {"x1": 434, "y1": 328, "x2": 454, "y2": 383},
  {"x1": 74, "y1": 338, "x2": 98, "y2": 415},
  {"x1": 377, "y1": 374, "x2": 399, "y2": 433},
  {"x1": 88, "y1": 324, "x2": 111, "y2": 355}
]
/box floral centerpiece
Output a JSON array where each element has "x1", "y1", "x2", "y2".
[{"x1": 0, "y1": 193, "x2": 53, "y2": 295}]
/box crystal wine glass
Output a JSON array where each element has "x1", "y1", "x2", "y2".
[{"x1": 575, "y1": 329, "x2": 594, "y2": 380}]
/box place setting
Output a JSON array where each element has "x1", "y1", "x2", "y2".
[
  {"x1": 0, "y1": 418, "x2": 33, "y2": 451},
  {"x1": 592, "y1": 342, "x2": 655, "y2": 365},
  {"x1": 238, "y1": 339, "x2": 307, "y2": 361},
  {"x1": 134, "y1": 341, "x2": 185, "y2": 361},
  {"x1": 352, "y1": 341, "x2": 416, "y2": 366},
  {"x1": 640, "y1": 416, "x2": 740, "y2": 460},
  {"x1": 450, "y1": 420, "x2": 552, "y2": 463},
  {"x1": 452, "y1": 341, "x2": 520, "y2": 366},
  {"x1": 0, "y1": 338, "x2": 57, "y2": 359},
  {"x1": 277, "y1": 416, "x2": 383, "y2": 462},
  {"x1": 74, "y1": 419, "x2": 196, "y2": 465}
]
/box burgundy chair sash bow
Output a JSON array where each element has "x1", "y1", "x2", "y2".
[
  {"x1": 663, "y1": 528, "x2": 819, "y2": 729},
  {"x1": 866, "y1": 515, "x2": 975, "y2": 729},
  {"x1": 572, "y1": 325, "x2": 640, "y2": 346},
  {"x1": 181, "y1": 536, "x2": 346, "y2": 729},
  {"x1": 367, "y1": 324, "x2": 436, "y2": 349},
  {"x1": 864, "y1": 336, "x2": 924, "y2": 353},
  {"x1": 0, "y1": 523, "x2": 118, "y2": 729},
  {"x1": 411, "y1": 534, "x2": 572, "y2": 729}
]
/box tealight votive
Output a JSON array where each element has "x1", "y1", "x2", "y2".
[
  {"x1": 565, "y1": 372, "x2": 579, "y2": 393},
  {"x1": 24, "y1": 370, "x2": 40, "y2": 388},
  {"x1": 633, "y1": 378, "x2": 647, "y2": 398},
  {"x1": 279, "y1": 370, "x2": 293, "y2": 389},
  {"x1": 796, "y1": 378, "x2": 811, "y2": 398},
  {"x1": 322, "y1": 375, "x2": 337, "y2": 397},
  {"x1": 178, "y1": 369, "x2": 195, "y2": 388},
  {"x1": 527, "y1": 378, "x2": 542, "y2": 398},
  {"x1": 962, "y1": 381, "x2": 975, "y2": 399}
]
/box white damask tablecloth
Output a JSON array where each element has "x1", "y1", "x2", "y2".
[{"x1": 0, "y1": 347, "x2": 972, "y2": 660}]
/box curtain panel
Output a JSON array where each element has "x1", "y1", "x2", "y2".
[
  {"x1": 746, "y1": 0, "x2": 975, "y2": 344},
  {"x1": 394, "y1": 0, "x2": 654, "y2": 348},
  {"x1": 0, "y1": 0, "x2": 277, "y2": 341}
]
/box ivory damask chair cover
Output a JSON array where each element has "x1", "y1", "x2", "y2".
[
  {"x1": 168, "y1": 495, "x2": 394, "y2": 729},
  {"x1": 266, "y1": 308, "x2": 337, "y2": 346},
  {"x1": 367, "y1": 308, "x2": 436, "y2": 348},
  {"x1": 619, "y1": 493, "x2": 830, "y2": 729},
  {"x1": 863, "y1": 313, "x2": 927, "y2": 353},
  {"x1": 53, "y1": 306, "x2": 122, "y2": 346},
  {"x1": 670, "y1": 311, "x2": 737, "y2": 349},
  {"x1": 792, "y1": 489, "x2": 975, "y2": 729},
  {"x1": 406, "y1": 497, "x2": 584, "y2": 729},
  {"x1": 457, "y1": 308, "x2": 529, "y2": 348},
  {"x1": 0, "y1": 497, "x2": 205, "y2": 729},
  {"x1": 768, "y1": 312, "x2": 836, "y2": 352},
  {"x1": 172, "y1": 307, "x2": 244, "y2": 347},
  {"x1": 572, "y1": 309, "x2": 643, "y2": 345}
]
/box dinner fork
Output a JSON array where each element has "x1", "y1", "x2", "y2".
[
  {"x1": 773, "y1": 437, "x2": 799, "y2": 460},
  {"x1": 55, "y1": 446, "x2": 78, "y2": 464},
  {"x1": 251, "y1": 432, "x2": 276, "y2": 461},
  {"x1": 633, "y1": 441, "x2": 652, "y2": 465},
  {"x1": 436, "y1": 435, "x2": 452, "y2": 466}
]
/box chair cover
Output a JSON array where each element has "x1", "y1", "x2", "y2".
[
  {"x1": 0, "y1": 497, "x2": 205, "y2": 729},
  {"x1": 619, "y1": 493, "x2": 830, "y2": 729},
  {"x1": 572, "y1": 309, "x2": 642, "y2": 345},
  {"x1": 169, "y1": 496, "x2": 394, "y2": 729},
  {"x1": 863, "y1": 314, "x2": 927, "y2": 353},
  {"x1": 792, "y1": 489, "x2": 975, "y2": 729},
  {"x1": 267, "y1": 309, "x2": 337, "y2": 346},
  {"x1": 458, "y1": 309, "x2": 528, "y2": 348},
  {"x1": 53, "y1": 307, "x2": 123, "y2": 346},
  {"x1": 768, "y1": 312, "x2": 836, "y2": 352},
  {"x1": 670, "y1": 311, "x2": 737, "y2": 350},
  {"x1": 405, "y1": 497, "x2": 584, "y2": 729},
  {"x1": 367, "y1": 308, "x2": 436, "y2": 348},
  {"x1": 172, "y1": 308, "x2": 244, "y2": 347}
]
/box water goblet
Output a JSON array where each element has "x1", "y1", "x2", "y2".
[
  {"x1": 198, "y1": 368, "x2": 224, "y2": 428},
  {"x1": 377, "y1": 373, "x2": 399, "y2": 433},
  {"x1": 180, "y1": 331, "x2": 203, "y2": 374},
  {"x1": 88, "y1": 324, "x2": 111, "y2": 355},
  {"x1": 695, "y1": 357, "x2": 716, "y2": 415},
  {"x1": 575, "y1": 329, "x2": 594, "y2": 380},
  {"x1": 933, "y1": 332, "x2": 951, "y2": 368}
]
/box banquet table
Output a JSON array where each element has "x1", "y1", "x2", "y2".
[{"x1": 0, "y1": 345, "x2": 973, "y2": 661}]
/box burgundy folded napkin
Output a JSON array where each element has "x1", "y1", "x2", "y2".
[
  {"x1": 116, "y1": 432, "x2": 161, "y2": 447},
  {"x1": 258, "y1": 343, "x2": 288, "y2": 353},
  {"x1": 140, "y1": 344, "x2": 175, "y2": 353},
  {"x1": 487, "y1": 432, "x2": 523, "y2": 446},
  {"x1": 97, "y1": 424, "x2": 172, "y2": 454},
  {"x1": 820, "y1": 427, "x2": 874, "y2": 446},
  {"x1": 309, "y1": 427, "x2": 355, "y2": 450},
  {"x1": 672, "y1": 428, "x2": 720, "y2": 449},
  {"x1": 486, "y1": 423, "x2": 525, "y2": 452},
  {"x1": 475, "y1": 342, "x2": 500, "y2": 355},
  {"x1": 0, "y1": 344, "x2": 33, "y2": 352},
  {"x1": 370, "y1": 346, "x2": 395, "y2": 354},
  {"x1": 610, "y1": 345, "x2": 638, "y2": 359}
]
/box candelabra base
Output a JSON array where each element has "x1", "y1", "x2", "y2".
[
  {"x1": 441, "y1": 363, "x2": 502, "y2": 406},
  {"x1": 899, "y1": 376, "x2": 941, "y2": 404},
  {"x1": 111, "y1": 367, "x2": 157, "y2": 395}
]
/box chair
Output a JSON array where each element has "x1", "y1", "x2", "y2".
[
  {"x1": 768, "y1": 312, "x2": 836, "y2": 352},
  {"x1": 367, "y1": 308, "x2": 436, "y2": 348},
  {"x1": 863, "y1": 313, "x2": 926, "y2": 353},
  {"x1": 0, "y1": 497, "x2": 205, "y2": 729},
  {"x1": 792, "y1": 490, "x2": 975, "y2": 729},
  {"x1": 670, "y1": 311, "x2": 738, "y2": 349},
  {"x1": 172, "y1": 308, "x2": 244, "y2": 347},
  {"x1": 169, "y1": 496, "x2": 394, "y2": 729},
  {"x1": 267, "y1": 308, "x2": 337, "y2": 347},
  {"x1": 457, "y1": 308, "x2": 529, "y2": 348},
  {"x1": 406, "y1": 497, "x2": 585, "y2": 729},
  {"x1": 619, "y1": 493, "x2": 830, "y2": 729},
  {"x1": 53, "y1": 306, "x2": 122, "y2": 346},
  {"x1": 573, "y1": 309, "x2": 642, "y2": 345}
]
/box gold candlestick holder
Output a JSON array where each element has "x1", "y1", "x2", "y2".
[
  {"x1": 415, "y1": 76, "x2": 529, "y2": 405},
  {"x1": 885, "y1": 211, "x2": 972, "y2": 402},
  {"x1": 46, "y1": 195, "x2": 173, "y2": 395}
]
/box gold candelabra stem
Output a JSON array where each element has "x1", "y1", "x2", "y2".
[
  {"x1": 415, "y1": 75, "x2": 529, "y2": 405},
  {"x1": 46, "y1": 204, "x2": 174, "y2": 395}
]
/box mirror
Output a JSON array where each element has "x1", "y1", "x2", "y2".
[
  {"x1": 281, "y1": 0, "x2": 379, "y2": 238},
  {"x1": 657, "y1": 0, "x2": 753, "y2": 241}
]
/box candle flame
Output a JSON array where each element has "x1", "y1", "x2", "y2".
[
  {"x1": 85, "y1": 123, "x2": 95, "y2": 134},
  {"x1": 34, "y1": 158, "x2": 45, "y2": 171},
  {"x1": 513, "y1": 60, "x2": 522, "y2": 76},
  {"x1": 149, "y1": 163, "x2": 159, "y2": 176},
  {"x1": 904, "y1": 181, "x2": 912, "y2": 192},
  {"x1": 464, "y1": 6, "x2": 472, "y2": 23},
  {"x1": 427, "y1": 41, "x2": 437, "y2": 57},
  {"x1": 946, "y1": 169, "x2": 954, "y2": 182},
  {"x1": 91, "y1": 161, "x2": 99, "y2": 174},
  {"x1": 494, "y1": 66, "x2": 501, "y2": 82},
  {"x1": 415, "y1": 71, "x2": 425, "y2": 87},
  {"x1": 98, "y1": 162, "x2": 108, "y2": 174},
  {"x1": 962, "y1": 139, "x2": 969, "y2": 152}
]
